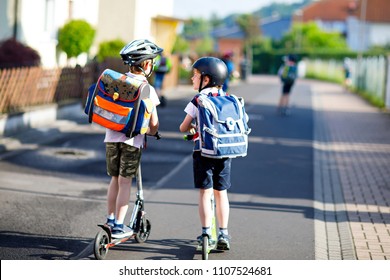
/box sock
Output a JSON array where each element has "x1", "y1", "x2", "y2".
[
  {"x1": 107, "y1": 214, "x2": 115, "y2": 221},
  {"x1": 202, "y1": 227, "x2": 211, "y2": 236},
  {"x1": 114, "y1": 220, "x2": 124, "y2": 228},
  {"x1": 219, "y1": 228, "x2": 229, "y2": 236}
]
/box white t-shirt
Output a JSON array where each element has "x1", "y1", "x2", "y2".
[{"x1": 104, "y1": 72, "x2": 160, "y2": 148}]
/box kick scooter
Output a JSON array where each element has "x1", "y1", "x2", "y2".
[
  {"x1": 184, "y1": 132, "x2": 218, "y2": 260},
  {"x1": 93, "y1": 164, "x2": 151, "y2": 260},
  {"x1": 196, "y1": 193, "x2": 218, "y2": 260}
]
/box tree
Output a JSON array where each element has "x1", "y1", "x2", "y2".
[
  {"x1": 280, "y1": 22, "x2": 348, "y2": 51},
  {"x1": 195, "y1": 36, "x2": 214, "y2": 55},
  {"x1": 172, "y1": 36, "x2": 190, "y2": 54},
  {"x1": 58, "y1": 19, "x2": 95, "y2": 59},
  {"x1": 0, "y1": 38, "x2": 40, "y2": 68},
  {"x1": 182, "y1": 18, "x2": 211, "y2": 39},
  {"x1": 176, "y1": 17, "x2": 214, "y2": 55},
  {"x1": 97, "y1": 39, "x2": 126, "y2": 62},
  {"x1": 236, "y1": 13, "x2": 261, "y2": 76}
]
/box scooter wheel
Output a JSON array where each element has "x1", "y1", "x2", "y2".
[
  {"x1": 94, "y1": 229, "x2": 110, "y2": 260},
  {"x1": 202, "y1": 235, "x2": 209, "y2": 260},
  {"x1": 135, "y1": 218, "x2": 151, "y2": 243}
]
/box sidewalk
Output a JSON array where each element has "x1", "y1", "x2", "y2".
[{"x1": 311, "y1": 80, "x2": 390, "y2": 260}]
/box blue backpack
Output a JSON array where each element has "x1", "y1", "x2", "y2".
[
  {"x1": 281, "y1": 65, "x2": 297, "y2": 84},
  {"x1": 197, "y1": 94, "x2": 251, "y2": 159}
]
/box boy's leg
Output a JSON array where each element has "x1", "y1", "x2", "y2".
[
  {"x1": 111, "y1": 175, "x2": 134, "y2": 238},
  {"x1": 215, "y1": 189, "x2": 231, "y2": 250},
  {"x1": 106, "y1": 176, "x2": 119, "y2": 226},
  {"x1": 115, "y1": 175, "x2": 132, "y2": 224},
  {"x1": 199, "y1": 188, "x2": 213, "y2": 228},
  {"x1": 106, "y1": 143, "x2": 120, "y2": 226},
  {"x1": 212, "y1": 158, "x2": 232, "y2": 250},
  {"x1": 214, "y1": 189, "x2": 229, "y2": 229}
]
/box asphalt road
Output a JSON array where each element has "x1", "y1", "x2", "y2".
[{"x1": 0, "y1": 75, "x2": 314, "y2": 260}]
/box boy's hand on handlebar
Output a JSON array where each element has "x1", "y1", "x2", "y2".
[
  {"x1": 149, "y1": 131, "x2": 161, "y2": 140},
  {"x1": 189, "y1": 128, "x2": 196, "y2": 135}
]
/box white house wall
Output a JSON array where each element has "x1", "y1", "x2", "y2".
[
  {"x1": 369, "y1": 23, "x2": 390, "y2": 47},
  {"x1": 95, "y1": 0, "x2": 136, "y2": 46},
  {"x1": 96, "y1": 0, "x2": 174, "y2": 46},
  {"x1": 0, "y1": 0, "x2": 13, "y2": 39},
  {"x1": 20, "y1": 0, "x2": 68, "y2": 68}
]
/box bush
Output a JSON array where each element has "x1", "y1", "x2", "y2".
[
  {"x1": 58, "y1": 20, "x2": 95, "y2": 59},
  {"x1": 96, "y1": 39, "x2": 126, "y2": 62},
  {"x1": 0, "y1": 38, "x2": 40, "y2": 68}
]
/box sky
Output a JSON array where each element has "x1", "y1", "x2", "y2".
[{"x1": 173, "y1": 0, "x2": 300, "y2": 19}]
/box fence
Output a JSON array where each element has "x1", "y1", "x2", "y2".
[
  {"x1": 0, "y1": 65, "x2": 95, "y2": 114},
  {"x1": 304, "y1": 56, "x2": 390, "y2": 109}
]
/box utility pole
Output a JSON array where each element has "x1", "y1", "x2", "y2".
[
  {"x1": 359, "y1": 0, "x2": 367, "y2": 55},
  {"x1": 294, "y1": 9, "x2": 303, "y2": 51},
  {"x1": 13, "y1": 0, "x2": 19, "y2": 39}
]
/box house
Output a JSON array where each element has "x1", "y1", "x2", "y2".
[
  {"x1": 296, "y1": 0, "x2": 390, "y2": 51},
  {"x1": 211, "y1": 15, "x2": 292, "y2": 72},
  {"x1": 261, "y1": 15, "x2": 292, "y2": 41},
  {"x1": 0, "y1": 0, "x2": 182, "y2": 67}
]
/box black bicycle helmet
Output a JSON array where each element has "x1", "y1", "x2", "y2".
[
  {"x1": 288, "y1": 54, "x2": 298, "y2": 63},
  {"x1": 120, "y1": 39, "x2": 163, "y2": 66},
  {"x1": 193, "y1": 57, "x2": 228, "y2": 91}
]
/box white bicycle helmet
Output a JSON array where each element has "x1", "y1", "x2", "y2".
[{"x1": 120, "y1": 39, "x2": 163, "y2": 66}]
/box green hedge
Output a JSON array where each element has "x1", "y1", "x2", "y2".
[{"x1": 250, "y1": 49, "x2": 386, "y2": 74}]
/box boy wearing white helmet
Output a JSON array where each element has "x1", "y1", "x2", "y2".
[{"x1": 105, "y1": 39, "x2": 162, "y2": 239}]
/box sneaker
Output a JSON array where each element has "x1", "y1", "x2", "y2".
[
  {"x1": 217, "y1": 233, "x2": 231, "y2": 250},
  {"x1": 111, "y1": 224, "x2": 133, "y2": 239},
  {"x1": 105, "y1": 218, "x2": 115, "y2": 229},
  {"x1": 196, "y1": 234, "x2": 216, "y2": 247},
  {"x1": 281, "y1": 107, "x2": 291, "y2": 116}
]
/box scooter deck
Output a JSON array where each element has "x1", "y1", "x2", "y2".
[{"x1": 97, "y1": 224, "x2": 134, "y2": 246}]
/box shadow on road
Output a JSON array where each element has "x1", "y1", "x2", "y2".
[{"x1": 0, "y1": 231, "x2": 91, "y2": 260}]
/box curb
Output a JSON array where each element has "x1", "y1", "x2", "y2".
[{"x1": 0, "y1": 102, "x2": 83, "y2": 137}]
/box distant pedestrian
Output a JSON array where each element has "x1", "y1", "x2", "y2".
[
  {"x1": 277, "y1": 54, "x2": 298, "y2": 116},
  {"x1": 343, "y1": 57, "x2": 352, "y2": 88},
  {"x1": 153, "y1": 52, "x2": 172, "y2": 107},
  {"x1": 221, "y1": 51, "x2": 234, "y2": 92}
]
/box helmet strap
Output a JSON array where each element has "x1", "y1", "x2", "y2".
[
  {"x1": 136, "y1": 65, "x2": 153, "y2": 78},
  {"x1": 198, "y1": 75, "x2": 210, "y2": 92}
]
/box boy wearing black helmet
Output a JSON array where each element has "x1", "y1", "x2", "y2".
[
  {"x1": 179, "y1": 56, "x2": 232, "y2": 250},
  {"x1": 104, "y1": 39, "x2": 162, "y2": 239}
]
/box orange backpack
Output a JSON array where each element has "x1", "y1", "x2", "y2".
[{"x1": 84, "y1": 69, "x2": 154, "y2": 137}]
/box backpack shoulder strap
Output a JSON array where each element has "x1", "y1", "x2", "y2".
[{"x1": 126, "y1": 83, "x2": 151, "y2": 138}]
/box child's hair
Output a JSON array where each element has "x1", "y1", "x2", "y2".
[{"x1": 129, "y1": 60, "x2": 150, "y2": 75}]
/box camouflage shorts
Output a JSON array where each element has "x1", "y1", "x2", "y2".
[{"x1": 105, "y1": 142, "x2": 142, "y2": 178}]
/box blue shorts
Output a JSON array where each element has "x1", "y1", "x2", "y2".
[{"x1": 192, "y1": 151, "x2": 232, "y2": 190}]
